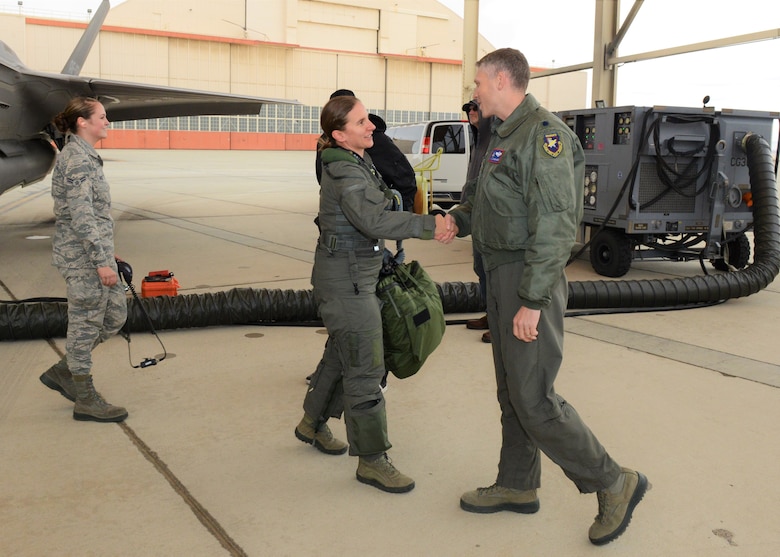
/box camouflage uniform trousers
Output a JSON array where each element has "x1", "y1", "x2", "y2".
[{"x1": 60, "y1": 266, "x2": 128, "y2": 376}]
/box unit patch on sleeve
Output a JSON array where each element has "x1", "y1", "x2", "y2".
[{"x1": 542, "y1": 132, "x2": 563, "y2": 158}]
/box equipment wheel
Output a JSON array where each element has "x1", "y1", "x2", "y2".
[
  {"x1": 590, "y1": 228, "x2": 633, "y2": 277},
  {"x1": 712, "y1": 234, "x2": 751, "y2": 271}
]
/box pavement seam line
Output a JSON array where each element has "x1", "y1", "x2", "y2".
[
  {"x1": 118, "y1": 422, "x2": 248, "y2": 557},
  {"x1": 111, "y1": 202, "x2": 314, "y2": 263},
  {"x1": 565, "y1": 317, "x2": 780, "y2": 388}
]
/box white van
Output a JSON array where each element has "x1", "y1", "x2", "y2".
[{"x1": 384, "y1": 120, "x2": 474, "y2": 208}]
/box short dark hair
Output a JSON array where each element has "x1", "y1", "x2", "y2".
[{"x1": 329, "y1": 89, "x2": 355, "y2": 99}]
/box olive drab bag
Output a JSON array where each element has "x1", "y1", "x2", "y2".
[{"x1": 376, "y1": 257, "x2": 445, "y2": 379}]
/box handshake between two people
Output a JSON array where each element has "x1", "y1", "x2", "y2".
[{"x1": 433, "y1": 213, "x2": 459, "y2": 244}]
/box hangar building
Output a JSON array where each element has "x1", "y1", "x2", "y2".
[{"x1": 1, "y1": 0, "x2": 586, "y2": 150}]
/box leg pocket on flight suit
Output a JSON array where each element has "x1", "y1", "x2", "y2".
[{"x1": 346, "y1": 329, "x2": 384, "y2": 374}]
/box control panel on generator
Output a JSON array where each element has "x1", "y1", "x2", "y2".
[{"x1": 556, "y1": 104, "x2": 777, "y2": 277}]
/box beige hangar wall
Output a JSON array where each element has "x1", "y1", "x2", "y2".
[{"x1": 2, "y1": 0, "x2": 587, "y2": 150}]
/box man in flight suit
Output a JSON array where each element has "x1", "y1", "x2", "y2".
[{"x1": 439, "y1": 48, "x2": 647, "y2": 546}]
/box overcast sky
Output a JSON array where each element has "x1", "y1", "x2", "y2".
[
  {"x1": 5, "y1": 0, "x2": 780, "y2": 111},
  {"x1": 0, "y1": 0, "x2": 124, "y2": 20},
  {"x1": 439, "y1": 0, "x2": 780, "y2": 112}
]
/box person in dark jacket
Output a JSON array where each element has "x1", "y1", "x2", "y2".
[
  {"x1": 366, "y1": 113, "x2": 417, "y2": 212},
  {"x1": 461, "y1": 100, "x2": 493, "y2": 342}
]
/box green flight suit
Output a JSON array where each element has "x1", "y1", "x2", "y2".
[
  {"x1": 303, "y1": 147, "x2": 435, "y2": 456},
  {"x1": 450, "y1": 94, "x2": 622, "y2": 493}
]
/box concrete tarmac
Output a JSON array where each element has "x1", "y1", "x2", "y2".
[{"x1": 1, "y1": 149, "x2": 779, "y2": 557}]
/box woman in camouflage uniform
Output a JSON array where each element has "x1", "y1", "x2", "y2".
[{"x1": 39, "y1": 96, "x2": 128, "y2": 423}]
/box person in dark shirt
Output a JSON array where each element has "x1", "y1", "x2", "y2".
[
  {"x1": 366, "y1": 113, "x2": 417, "y2": 212},
  {"x1": 461, "y1": 100, "x2": 492, "y2": 342}
]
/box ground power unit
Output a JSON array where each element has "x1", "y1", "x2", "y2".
[{"x1": 556, "y1": 104, "x2": 778, "y2": 277}]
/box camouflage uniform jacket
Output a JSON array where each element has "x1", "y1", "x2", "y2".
[{"x1": 51, "y1": 134, "x2": 115, "y2": 270}]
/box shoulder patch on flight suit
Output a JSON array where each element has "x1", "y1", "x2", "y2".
[{"x1": 541, "y1": 132, "x2": 563, "y2": 158}]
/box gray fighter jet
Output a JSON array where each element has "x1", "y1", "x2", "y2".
[{"x1": 0, "y1": 0, "x2": 297, "y2": 197}]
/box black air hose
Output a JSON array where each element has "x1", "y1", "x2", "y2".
[
  {"x1": 0, "y1": 281, "x2": 482, "y2": 340},
  {"x1": 0, "y1": 136, "x2": 777, "y2": 340}
]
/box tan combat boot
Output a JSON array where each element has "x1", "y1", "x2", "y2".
[
  {"x1": 72, "y1": 375, "x2": 128, "y2": 423},
  {"x1": 295, "y1": 413, "x2": 348, "y2": 455},
  {"x1": 460, "y1": 483, "x2": 540, "y2": 514},
  {"x1": 39, "y1": 356, "x2": 77, "y2": 402},
  {"x1": 589, "y1": 468, "x2": 648, "y2": 545},
  {"x1": 356, "y1": 453, "x2": 414, "y2": 493}
]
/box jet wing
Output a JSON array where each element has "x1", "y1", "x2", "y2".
[
  {"x1": 1, "y1": 0, "x2": 298, "y2": 139},
  {"x1": 2, "y1": 68, "x2": 298, "y2": 140},
  {"x1": 87, "y1": 78, "x2": 297, "y2": 122},
  {"x1": 0, "y1": 0, "x2": 301, "y2": 196}
]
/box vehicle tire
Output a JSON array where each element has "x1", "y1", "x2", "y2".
[
  {"x1": 589, "y1": 228, "x2": 633, "y2": 277},
  {"x1": 711, "y1": 234, "x2": 751, "y2": 271}
]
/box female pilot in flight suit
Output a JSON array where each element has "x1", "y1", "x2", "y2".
[{"x1": 294, "y1": 95, "x2": 446, "y2": 493}]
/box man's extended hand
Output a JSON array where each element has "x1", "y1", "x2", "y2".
[{"x1": 436, "y1": 213, "x2": 459, "y2": 243}]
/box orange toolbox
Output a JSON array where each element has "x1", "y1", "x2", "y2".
[{"x1": 141, "y1": 270, "x2": 180, "y2": 298}]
